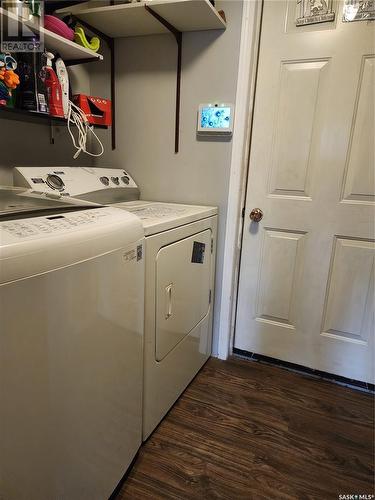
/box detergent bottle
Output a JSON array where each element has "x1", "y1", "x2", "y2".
[
  {"x1": 44, "y1": 52, "x2": 64, "y2": 118},
  {"x1": 55, "y1": 57, "x2": 69, "y2": 118}
]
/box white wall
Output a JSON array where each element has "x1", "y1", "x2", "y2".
[{"x1": 91, "y1": 0, "x2": 243, "y2": 354}]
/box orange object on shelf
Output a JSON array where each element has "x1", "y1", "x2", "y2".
[{"x1": 3, "y1": 70, "x2": 20, "y2": 89}]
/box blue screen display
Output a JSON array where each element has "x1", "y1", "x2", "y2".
[{"x1": 200, "y1": 107, "x2": 231, "y2": 129}]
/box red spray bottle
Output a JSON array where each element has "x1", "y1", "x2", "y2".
[{"x1": 44, "y1": 52, "x2": 64, "y2": 118}]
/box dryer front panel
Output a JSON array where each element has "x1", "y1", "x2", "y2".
[{"x1": 155, "y1": 229, "x2": 212, "y2": 361}]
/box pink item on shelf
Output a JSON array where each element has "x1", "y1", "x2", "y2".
[{"x1": 44, "y1": 15, "x2": 74, "y2": 41}]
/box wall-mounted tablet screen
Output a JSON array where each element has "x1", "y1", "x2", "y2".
[{"x1": 197, "y1": 103, "x2": 234, "y2": 135}]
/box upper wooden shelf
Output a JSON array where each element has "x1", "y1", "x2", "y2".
[
  {"x1": 57, "y1": 0, "x2": 227, "y2": 38},
  {"x1": 0, "y1": 7, "x2": 103, "y2": 63}
]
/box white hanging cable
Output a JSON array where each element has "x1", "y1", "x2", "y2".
[{"x1": 66, "y1": 100, "x2": 104, "y2": 159}]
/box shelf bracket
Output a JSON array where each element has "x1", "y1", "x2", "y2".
[
  {"x1": 50, "y1": 122, "x2": 55, "y2": 145},
  {"x1": 145, "y1": 5, "x2": 182, "y2": 154},
  {"x1": 71, "y1": 15, "x2": 116, "y2": 151}
]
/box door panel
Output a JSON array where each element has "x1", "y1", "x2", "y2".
[
  {"x1": 256, "y1": 229, "x2": 306, "y2": 328},
  {"x1": 269, "y1": 59, "x2": 329, "y2": 199},
  {"x1": 342, "y1": 56, "x2": 374, "y2": 204},
  {"x1": 155, "y1": 230, "x2": 211, "y2": 361},
  {"x1": 322, "y1": 237, "x2": 374, "y2": 344},
  {"x1": 235, "y1": 0, "x2": 375, "y2": 382}
]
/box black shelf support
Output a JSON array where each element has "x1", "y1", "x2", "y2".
[{"x1": 145, "y1": 5, "x2": 182, "y2": 154}]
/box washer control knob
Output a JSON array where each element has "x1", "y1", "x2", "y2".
[
  {"x1": 111, "y1": 176, "x2": 120, "y2": 185},
  {"x1": 121, "y1": 176, "x2": 130, "y2": 185},
  {"x1": 100, "y1": 176, "x2": 109, "y2": 186},
  {"x1": 46, "y1": 174, "x2": 65, "y2": 191}
]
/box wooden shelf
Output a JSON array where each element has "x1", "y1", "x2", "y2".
[
  {"x1": 0, "y1": 106, "x2": 108, "y2": 129},
  {"x1": 0, "y1": 7, "x2": 103, "y2": 63},
  {"x1": 57, "y1": 0, "x2": 226, "y2": 38}
]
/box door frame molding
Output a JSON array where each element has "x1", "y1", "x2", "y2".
[{"x1": 217, "y1": 0, "x2": 263, "y2": 359}]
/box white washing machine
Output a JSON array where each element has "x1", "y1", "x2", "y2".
[
  {"x1": 14, "y1": 167, "x2": 218, "y2": 440},
  {"x1": 0, "y1": 186, "x2": 144, "y2": 499}
]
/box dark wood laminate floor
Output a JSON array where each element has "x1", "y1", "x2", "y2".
[{"x1": 117, "y1": 357, "x2": 374, "y2": 500}]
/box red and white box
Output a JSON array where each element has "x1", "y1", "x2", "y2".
[{"x1": 73, "y1": 94, "x2": 112, "y2": 126}]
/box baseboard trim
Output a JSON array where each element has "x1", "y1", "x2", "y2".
[{"x1": 232, "y1": 348, "x2": 375, "y2": 393}]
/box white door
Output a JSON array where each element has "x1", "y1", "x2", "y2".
[{"x1": 235, "y1": 0, "x2": 375, "y2": 383}]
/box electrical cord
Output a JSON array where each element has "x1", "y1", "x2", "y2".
[{"x1": 66, "y1": 99, "x2": 104, "y2": 159}]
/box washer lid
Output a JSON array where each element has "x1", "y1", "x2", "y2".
[
  {"x1": 0, "y1": 186, "x2": 98, "y2": 220},
  {"x1": 0, "y1": 206, "x2": 144, "y2": 284}
]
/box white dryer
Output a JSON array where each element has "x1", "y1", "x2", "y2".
[
  {"x1": 0, "y1": 186, "x2": 144, "y2": 499},
  {"x1": 14, "y1": 167, "x2": 218, "y2": 440}
]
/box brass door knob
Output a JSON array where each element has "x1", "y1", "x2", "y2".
[{"x1": 249, "y1": 208, "x2": 263, "y2": 222}]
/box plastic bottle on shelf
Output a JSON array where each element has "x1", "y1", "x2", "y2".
[
  {"x1": 55, "y1": 57, "x2": 69, "y2": 118},
  {"x1": 44, "y1": 52, "x2": 64, "y2": 118}
]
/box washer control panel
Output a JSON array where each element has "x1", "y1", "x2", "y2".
[
  {"x1": 1, "y1": 209, "x2": 104, "y2": 239},
  {"x1": 14, "y1": 167, "x2": 138, "y2": 198}
]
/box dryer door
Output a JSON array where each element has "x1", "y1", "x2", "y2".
[{"x1": 155, "y1": 229, "x2": 212, "y2": 361}]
